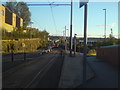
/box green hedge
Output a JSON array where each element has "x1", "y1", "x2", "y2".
[{"x1": 2, "y1": 38, "x2": 45, "y2": 53}]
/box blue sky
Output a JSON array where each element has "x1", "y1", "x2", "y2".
[
  {"x1": 28, "y1": 2, "x2": 118, "y2": 38},
  {"x1": 1, "y1": 1, "x2": 118, "y2": 38}
]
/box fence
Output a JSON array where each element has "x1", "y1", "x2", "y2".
[{"x1": 2, "y1": 38, "x2": 46, "y2": 64}]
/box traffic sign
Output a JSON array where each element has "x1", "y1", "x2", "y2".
[
  {"x1": 15, "y1": 39, "x2": 19, "y2": 41},
  {"x1": 79, "y1": 0, "x2": 89, "y2": 8}
]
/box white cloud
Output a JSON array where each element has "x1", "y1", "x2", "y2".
[
  {"x1": 108, "y1": 23, "x2": 117, "y2": 28},
  {"x1": 96, "y1": 23, "x2": 117, "y2": 28},
  {"x1": 96, "y1": 24, "x2": 104, "y2": 27}
]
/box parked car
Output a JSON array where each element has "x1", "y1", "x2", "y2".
[{"x1": 39, "y1": 47, "x2": 51, "y2": 54}]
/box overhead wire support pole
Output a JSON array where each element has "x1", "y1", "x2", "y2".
[
  {"x1": 65, "y1": 26, "x2": 67, "y2": 51},
  {"x1": 69, "y1": 0, "x2": 73, "y2": 57},
  {"x1": 103, "y1": 9, "x2": 106, "y2": 39},
  {"x1": 105, "y1": 9, "x2": 106, "y2": 39}
]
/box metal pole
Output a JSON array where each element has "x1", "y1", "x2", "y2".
[
  {"x1": 63, "y1": 30, "x2": 65, "y2": 49},
  {"x1": 23, "y1": 32, "x2": 26, "y2": 61},
  {"x1": 68, "y1": 29, "x2": 69, "y2": 37},
  {"x1": 105, "y1": 9, "x2": 106, "y2": 38},
  {"x1": 74, "y1": 34, "x2": 76, "y2": 56},
  {"x1": 11, "y1": 48, "x2": 14, "y2": 62},
  {"x1": 24, "y1": 49, "x2": 26, "y2": 61},
  {"x1": 69, "y1": 0, "x2": 73, "y2": 56},
  {"x1": 11, "y1": 32, "x2": 14, "y2": 62},
  {"x1": 65, "y1": 26, "x2": 67, "y2": 51},
  {"x1": 83, "y1": 4, "x2": 88, "y2": 88},
  {"x1": 111, "y1": 28, "x2": 113, "y2": 36},
  {"x1": 118, "y1": 1, "x2": 120, "y2": 90},
  {"x1": 103, "y1": 9, "x2": 106, "y2": 38}
]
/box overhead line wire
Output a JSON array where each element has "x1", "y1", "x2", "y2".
[{"x1": 47, "y1": 0, "x2": 58, "y2": 36}]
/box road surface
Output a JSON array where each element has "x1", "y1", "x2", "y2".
[{"x1": 2, "y1": 50, "x2": 64, "y2": 88}]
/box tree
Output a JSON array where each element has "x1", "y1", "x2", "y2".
[
  {"x1": 5, "y1": 0, "x2": 17, "y2": 12},
  {"x1": 5, "y1": 1, "x2": 31, "y2": 27},
  {"x1": 94, "y1": 34, "x2": 118, "y2": 48},
  {"x1": 15, "y1": 2, "x2": 31, "y2": 27}
]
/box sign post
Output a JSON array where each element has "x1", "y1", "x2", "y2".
[
  {"x1": 79, "y1": 0, "x2": 88, "y2": 88},
  {"x1": 74, "y1": 34, "x2": 77, "y2": 56}
]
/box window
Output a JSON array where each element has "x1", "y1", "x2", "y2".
[
  {"x1": 16, "y1": 16, "x2": 20, "y2": 27},
  {"x1": 5, "y1": 8, "x2": 12, "y2": 25},
  {"x1": 2, "y1": 10, "x2": 4, "y2": 16}
]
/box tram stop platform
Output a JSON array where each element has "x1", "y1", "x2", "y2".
[
  {"x1": 59, "y1": 53, "x2": 95, "y2": 88},
  {"x1": 59, "y1": 53, "x2": 118, "y2": 88}
]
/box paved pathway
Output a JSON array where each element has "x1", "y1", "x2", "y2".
[
  {"x1": 85, "y1": 56, "x2": 118, "y2": 88},
  {"x1": 59, "y1": 53, "x2": 119, "y2": 88},
  {"x1": 59, "y1": 54, "x2": 95, "y2": 88}
]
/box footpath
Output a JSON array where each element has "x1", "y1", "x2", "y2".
[
  {"x1": 59, "y1": 53, "x2": 119, "y2": 88},
  {"x1": 84, "y1": 56, "x2": 118, "y2": 88},
  {"x1": 59, "y1": 53, "x2": 95, "y2": 88}
]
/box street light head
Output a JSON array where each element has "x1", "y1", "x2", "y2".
[
  {"x1": 103, "y1": 9, "x2": 106, "y2": 10},
  {"x1": 75, "y1": 34, "x2": 77, "y2": 36}
]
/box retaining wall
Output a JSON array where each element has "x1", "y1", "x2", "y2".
[{"x1": 96, "y1": 45, "x2": 120, "y2": 67}]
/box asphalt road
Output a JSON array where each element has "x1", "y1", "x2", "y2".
[
  {"x1": 2, "y1": 50, "x2": 64, "y2": 88},
  {"x1": 2, "y1": 51, "x2": 44, "y2": 72},
  {"x1": 2, "y1": 51, "x2": 43, "y2": 63}
]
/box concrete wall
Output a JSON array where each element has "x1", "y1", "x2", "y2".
[{"x1": 96, "y1": 45, "x2": 120, "y2": 67}]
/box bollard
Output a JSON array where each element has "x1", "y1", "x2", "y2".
[
  {"x1": 61, "y1": 51, "x2": 63, "y2": 56},
  {"x1": 24, "y1": 52, "x2": 26, "y2": 61},
  {"x1": 11, "y1": 43, "x2": 14, "y2": 62},
  {"x1": 11, "y1": 50, "x2": 14, "y2": 62}
]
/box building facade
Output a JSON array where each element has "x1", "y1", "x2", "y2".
[
  {"x1": 78, "y1": 38, "x2": 104, "y2": 46},
  {"x1": 0, "y1": 4, "x2": 23, "y2": 32}
]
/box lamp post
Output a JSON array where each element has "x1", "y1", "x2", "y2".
[
  {"x1": 103, "y1": 9, "x2": 106, "y2": 39},
  {"x1": 67, "y1": 29, "x2": 69, "y2": 37},
  {"x1": 29, "y1": 22, "x2": 33, "y2": 52},
  {"x1": 64, "y1": 26, "x2": 69, "y2": 51},
  {"x1": 30, "y1": 22, "x2": 33, "y2": 39}
]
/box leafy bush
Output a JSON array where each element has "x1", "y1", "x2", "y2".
[{"x1": 2, "y1": 38, "x2": 45, "y2": 53}]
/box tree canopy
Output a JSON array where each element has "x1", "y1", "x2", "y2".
[{"x1": 5, "y1": 1, "x2": 31, "y2": 27}]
